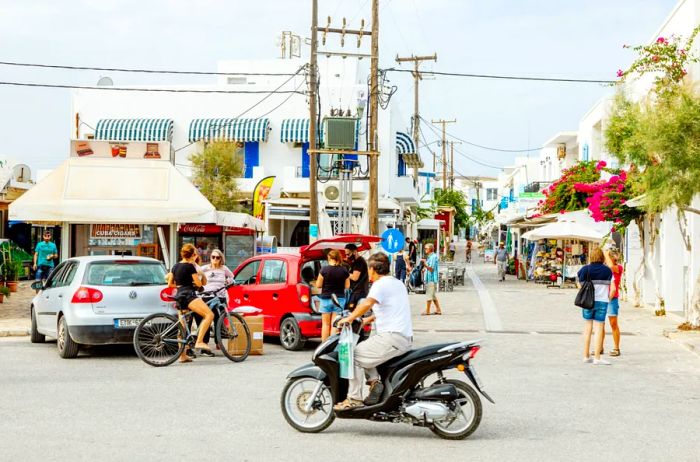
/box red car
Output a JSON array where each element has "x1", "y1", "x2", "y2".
[{"x1": 227, "y1": 234, "x2": 380, "y2": 350}]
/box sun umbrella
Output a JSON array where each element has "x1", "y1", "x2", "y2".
[{"x1": 521, "y1": 221, "x2": 606, "y2": 242}]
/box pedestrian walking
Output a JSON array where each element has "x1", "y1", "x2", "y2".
[
  {"x1": 421, "y1": 243, "x2": 442, "y2": 315},
  {"x1": 344, "y1": 243, "x2": 369, "y2": 310},
  {"x1": 606, "y1": 249, "x2": 624, "y2": 357},
  {"x1": 316, "y1": 249, "x2": 350, "y2": 341},
  {"x1": 449, "y1": 240, "x2": 456, "y2": 260},
  {"x1": 578, "y1": 248, "x2": 613, "y2": 365},
  {"x1": 33, "y1": 230, "x2": 58, "y2": 285},
  {"x1": 466, "y1": 239, "x2": 473, "y2": 263},
  {"x1": 394, "y1": 247, "x2": 408, "y2": 286},
  {"x1": 406, "y1": 238, "x2": 417, "y2": 266},
  {"x1": 494, "y1": 242, "x2": 508, "y2": 281},
  {"x1": 194, "y1": 249, "x2": 234, "y2": 354}
]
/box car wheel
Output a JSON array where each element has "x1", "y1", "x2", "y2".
[
  {"x1": 280, "y1": 317, "x2": 306, "y2": 351},
  {"x1": 30, "y1": 306, "x2": 45, "y2": 344},
  {"x1": 57, "y1": 315, "x2": 79, "y2": 359}
]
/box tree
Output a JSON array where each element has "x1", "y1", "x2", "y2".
[
  {"x1": 433, "y1": 189, "x2": 469, "y2": 234},
  {"x1": 189, "y1": 142, "x2": 245, "y2": 212}
]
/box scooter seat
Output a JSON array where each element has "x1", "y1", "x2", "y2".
[{"x1": 380, "y1": 343, "x2": 454, "y2": 371}]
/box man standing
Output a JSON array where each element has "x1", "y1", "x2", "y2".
[
  {"x1": 494, "y1": 242, "x2": 508, "y2": 282},
  {"x1": 344, "y1": 243, "x2": 369, "y2": 310},
  {"x1": 406, "y1": 237, "x2": 417, "y2": 267},
  {"x1": 33, "y1": 230, "x2": 58, "y2": 283},
  {"x1": 422, "y1": 243, "x2": 442, "y2": 315},
  {"x1": 333, "y1": 253, "x2": 413, "y2": 410}
]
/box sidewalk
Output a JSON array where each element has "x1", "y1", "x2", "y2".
[{"x1": 0, "y1": 281, "x2": 33, "y2": 337}]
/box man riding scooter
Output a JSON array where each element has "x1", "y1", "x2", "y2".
[{"x1": 333, "y1": 252, "x2": 413, "y2": 411}]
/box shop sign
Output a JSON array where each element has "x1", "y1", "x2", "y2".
[
  {"x1": 71, "y1": 140, "x2": 171, "y2": 161},
  {"x1": 90, "y1": 224, "x2": 142, "y2": 239},
  {"x1": 178, "y1": 224, "x2": 223, "y2": 235},
  {"x1": 519, "y1": 192, "x2": 545, "y2": 199}
]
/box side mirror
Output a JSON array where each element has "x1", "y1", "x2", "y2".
[{"x1": 31, "y1": 281, "x2": 44, "y2": 291}]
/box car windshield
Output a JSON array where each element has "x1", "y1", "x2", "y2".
[{"x1": 85, "y1": 261, "x2": 166, "y2": 286}]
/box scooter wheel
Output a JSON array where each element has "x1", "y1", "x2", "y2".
[
  {"x1": 430, "y1": 380, "x2": 482, "y2": 440},
  {"x1": 281, "y1": 377, "x2": 335, "y2": 433}
]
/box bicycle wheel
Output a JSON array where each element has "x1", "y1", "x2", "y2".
[
  {"x1": 133, "y1": 313, "x2": 185, "y2": 367},
  {"x1": 216, "y1": 311, "x2": 251, "y2": 362}
]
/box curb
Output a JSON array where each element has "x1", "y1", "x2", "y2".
[
  {"x1": 663, "y1": 329, "x2": 700, "y2": 358},
  {"x1": 0, "y1": 329, "x2": 29, "y2": 337}
]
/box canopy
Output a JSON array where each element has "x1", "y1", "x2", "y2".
[
  {"x1": 215, "y1": 211, "x2": 265, "y2": 232},
  {"x1": 9, "y1": 158, "x2": 216, "y2": 224},
  {"x1": 396, "y1": 132, "x2": 423, "y2": 168},
  {"x1": 94, "y1": 118, "x2": 174, "y2": 141},
  {"x1": 521, "y1": 221, "x2": 606, "y2": 242},
  {"x1": 188, "y1": 118, "x2": 270, "y2": 142},
  {"x1": 279, "y1": 118, "x2": 323, "y2": 143}
]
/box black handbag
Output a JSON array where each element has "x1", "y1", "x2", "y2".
[{"x1": 574, "y1": 268, "x2": 595, "y2": 309}]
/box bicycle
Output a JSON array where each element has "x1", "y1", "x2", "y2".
[
  {"x1": 465, "y1": 250, "x2": 472, "y2": 264},
  {"x1": 133, "y1": 283, "x2": 251, "y2": 367}
]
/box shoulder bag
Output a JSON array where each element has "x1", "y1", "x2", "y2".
[{"x1": 574, "y1": 267, "x2": 595, "y2": 309}]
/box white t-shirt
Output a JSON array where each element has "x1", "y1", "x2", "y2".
[
  {"x1": 366, "y1": 275, "x2": 413, "y2": 338},
  {"x1": 201, "y1": 264, "x2": 234, "y2": 296}
]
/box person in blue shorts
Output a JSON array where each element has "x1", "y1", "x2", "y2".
[
  {"x1": 33, "y1": 230, "x2": 58, "y2": 284},
  {"x1": 315, "y1": 249, "x2": 349, "y2": 341},
  {"x1": 577, "y1": 248, "x2": 613, "y2": 365}
]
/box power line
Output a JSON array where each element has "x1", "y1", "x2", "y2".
[
  {"x1": 383, "y1": 67, "x2": 615, "y2": 84},
  {"x1": 0, "y1": 60, "x2": 301, "y2": 76},
  {"x1": 420, "y1": 116, "x2": 544, "y2": 152},
  {"x1": 420, "y1": 123, "x2": 503, "y2": 170},
  {"x1": 0, "y1": 80, "x2": 306, "y2": 94}
]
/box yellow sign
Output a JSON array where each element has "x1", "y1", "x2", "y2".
[{"x1": 252, "y1": 176, "x2": 275, "y2": 220}]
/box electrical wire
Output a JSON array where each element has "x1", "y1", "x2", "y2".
[
  {"x1": 383, "y1": 67, "x2": 615, "y2": 84},
  {"x1": 0, "y1": 80, "x2": 306, "y2": 94},
  {"x1": 0, "y1": 60, "x2": 301, "y2": 76},
  {"x1": 420, "y1": 124, "x2": 504, "y2": 170}
]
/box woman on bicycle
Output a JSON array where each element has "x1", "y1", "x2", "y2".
[
  {"x1": 315, "y1": 249, "x2": 349, "y2": 341},
  {"x1": 195, "y1": 249, "x2": 234, "y2": 353},
  {"x1": 167, "y1": 243, "x2": 215, "y2": 363}
]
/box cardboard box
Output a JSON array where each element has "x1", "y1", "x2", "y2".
[{"x1": 227, "y1": 315, "x2": 264, "y2": 356}]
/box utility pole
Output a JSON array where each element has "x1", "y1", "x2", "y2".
[
  {"x1": 395, "y1": 53, "x2": 437, "y2": 180},
  {"x1": 431, "y1": 118, "x2": 456, "y2": 191},
  {"x1": 368, "y1": 0, "x2": 379, "y2": 235},
  {"x1": 449, "y1": 141, "x2": 462, "y2": 190},
  {"x1": 309, "y1": 0, "x2": 319, "y2": 238}
]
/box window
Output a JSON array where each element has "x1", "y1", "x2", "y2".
[
  {"x1": 486, "y1": 188, "x2": 498, "y2": 201},
  {"x1": 44, "y1": 262, "x2": 69, "y2": 289},
  {"x1": 260, "y1": 260, "x2": 287, "y2": 284},
  {"x1": 62, "y1": 262, "x2": 79, "y2": 286},
  {"x1": 85, "y1": 261, "x2": 166, "y2": 286},
  {"x1": 234, "y1": 260, "x2": 260, "y2": 285}
]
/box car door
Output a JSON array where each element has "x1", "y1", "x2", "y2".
[
  {"x1": 257, "y1": 258, "x2": 289, "y2": 333},
  {"x1": 35, "y1": 262, "x2": 72, "y2": 335},
  {"x1": 228, "y1": 259, "x2": 262, "y2": 310}
]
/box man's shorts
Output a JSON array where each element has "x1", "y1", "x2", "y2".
[
  {"x1": 35, "y1": 265, "x2": 53, "y2": 281},
  {"x1": 582, "y1": 301, "x2": 608, "y2": 322},
  {"x1": 425, "y1": 282, "x2": 438, "y2": 301},
  {"x1": 319, "y1": 297, "x2": 345, "y2": 314},
  {"x1": 607, "y1": 297, "x2": 620, "y2": 317}
]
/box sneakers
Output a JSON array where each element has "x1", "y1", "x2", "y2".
[
  {"x1": 582, "y1": 357, "x2": 593, "y2": 364},
  {"x1": 593, "y1": 358, "x2": 611, "y2": 366},
  {"x1": 363, "y1": 381, "x2": 384, "y2": 406}
]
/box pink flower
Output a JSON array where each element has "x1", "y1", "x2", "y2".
[
  {"x1": 595, "y1": 160, "x2": 607, "y2": 171},
  {"x1": 652, "y1": 55, "x2": 660, "y2": 62},
  {"x1": 657, "y1": 37, "x2": 665, "y2": 43},
  {"x1": 617, "y1": 69, "x2": 625, "y2": 78}
]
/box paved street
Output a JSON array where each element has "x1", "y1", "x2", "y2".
[{"x1": 1, "y1": 258, "x2": 698, "y2": 462}]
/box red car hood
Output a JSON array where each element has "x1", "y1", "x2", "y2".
[{"x1": 299, "y1": 234, "x2": 382, "y2": 260}]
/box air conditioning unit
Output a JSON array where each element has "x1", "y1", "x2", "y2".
[
  {"x1": 323, "y1": 117, "x2": 358, "y2": 150},
  {"x1": 323, "y1": 185, "x2": 340, "y2": 201}
]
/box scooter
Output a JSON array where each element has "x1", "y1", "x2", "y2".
[{"x1": 280, "y1": 296, "x2": 494, "y2": 440}]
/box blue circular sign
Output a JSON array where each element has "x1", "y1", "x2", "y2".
[{"x1": 380, "y1": 228, "x2": 405, "y2": 253}]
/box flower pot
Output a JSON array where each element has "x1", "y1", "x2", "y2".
[
  {"x1": 0, "y1": 294, "x2": 4, "y2": 303},
  {"x1": 6, "y1": 281, "x2": 18, "y2": 293}
]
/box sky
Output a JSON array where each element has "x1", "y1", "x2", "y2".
[{"x1": 0, "y1": 0, "x2": 680, "y2": 177}]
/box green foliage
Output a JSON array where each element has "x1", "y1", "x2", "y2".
[
  {"x1": 0, "y1": 286, "x2": 10, "y2": 297},
  {"x1": 189, "y1": 142, "x2": 245, "y2": 212},
  {"x1": 434, "y1": 189, "x2": 469, "y2": 233},
  {"x1": 416, "y1": 194, "x2": 436, "y2": 221}
]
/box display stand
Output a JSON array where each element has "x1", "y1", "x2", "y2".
[{"x1": 137, "y1": 243, "x2": 159, "y2": 260}]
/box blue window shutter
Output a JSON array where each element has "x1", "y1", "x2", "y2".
[
  {"x1": 397, "y1": 154, "x2": 406, "y2": 177},
  {"x1": 301, "y1": 142, "x2": 310, "y2": 178},
  {"x1": 244, "y1": 142, "x2": 259, "y2": 179}
]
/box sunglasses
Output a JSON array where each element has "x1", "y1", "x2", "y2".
[{"x1": 211, "y1": 256, "x2": 221, "y2": 260}]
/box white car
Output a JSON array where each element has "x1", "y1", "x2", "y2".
[{"x1": 30, "y1": 256, "x2": 176, "y2": 358}]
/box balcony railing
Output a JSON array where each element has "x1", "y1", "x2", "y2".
[{"x1": 524, "y1": 181, "x2": 551, "y2": 193}]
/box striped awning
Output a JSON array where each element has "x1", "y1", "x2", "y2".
[
  {"x1": 94, "y1": 119, "x2": 174, "y2": 141},
  {"x1": 396, "y1": 131, "x2": 423, "y2": 168},
  {"x1": 188, "y1": 118, "x2": 270, "y2": 143},
  {"x1": 280, "y1": 118, "x2": 324, "y2": 143}
]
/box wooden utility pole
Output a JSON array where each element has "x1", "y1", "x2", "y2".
[
  {"x1": 395, "y1": 53, "x2": 437, "y2": 180},
  {"x1": 309, "y1": 0, "x2": 319, "y2": 236},
  {"x1": 368, "y1": 0, "x2": 379, "y2": 235},
  {"x1": 449, "y1": 141, "x2": 462, "y2": 190},
  {"x1": 431, "y1": 118, "x2": 456, "y2": 190}
]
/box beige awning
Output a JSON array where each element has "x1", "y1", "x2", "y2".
[
  {"x1": 216, "y1": 211, "x2": 265, "y2": 232},
  {"x1": 9, "y1": 158, "x2": 217, "y2": 224}
]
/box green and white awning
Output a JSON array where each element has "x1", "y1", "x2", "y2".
[
  {"x1": 94, "y1": 119, "x2": 174, "y2": 141},
  {"x1": 280, "y1": 118, "x2": 323, "y2": 143},
  {"x1": 396, "y1": 131, "x2": 423, "y2": 168},
  {"x1": 188, "y1": 118, "x2": 270, "y2": 143}
]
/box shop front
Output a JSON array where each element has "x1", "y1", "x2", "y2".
[
  {"x1": 74, "y1": 223, "x2": 168, "y2": 259},
  {"x1": 178, "y1": 224, "x2": 223, "y2": 265}
]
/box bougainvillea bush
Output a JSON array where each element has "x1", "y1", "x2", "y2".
[{"x1": 537, "y1": 161, "x2": 601, "y2": 214}]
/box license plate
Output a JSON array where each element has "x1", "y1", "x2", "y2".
[
  {"x1": 114, "y1": 318, "x2": 142, "y2": 329},
  {"x1": 468, "y1": 365, "x2": 485, "y2": 389}
]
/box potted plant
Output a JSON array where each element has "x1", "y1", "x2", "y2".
[
  {"x1": 4, "y1": 261, "x2": 24, "y2": 292},
  {"x1": 0, "y1": 285, "x2": 10, "y2": 303}
]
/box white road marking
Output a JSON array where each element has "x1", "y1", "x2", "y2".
[{"x1": 466, "y1": 266, "x2": 504, "y2": 331}]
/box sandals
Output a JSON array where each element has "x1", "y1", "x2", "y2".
[
  {"x1": 609, "y1": 349, "x2": 621, "y2": 357},
  {"x1": 333, "y1": 398, "x2": 364, "y2": 411},
  {"x1": 178, "y1": 356, "x2": 193, "y2": 363}
]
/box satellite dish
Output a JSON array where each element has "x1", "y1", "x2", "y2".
[
  {"x1": 12, "y1": 164, "x2": 31, "y2": 182},
  {"x1": 96, "y1": 76, "x2": 114, "y2": 86},
  {"x1": 324, "y1": 185, "x2": 340, "y2": 201}
]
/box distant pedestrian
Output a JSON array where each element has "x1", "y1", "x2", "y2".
[
  {"x1": 578, "y1": 248, "x2": 613, "y2": 365},
  {"x1": 605, "y1": 249, "x2": 624, "y2": 357},
  {"x1": 33, "y1": 230, "x2": 58, "y2": 284},
  {"x1": 494, "y1": 242, "x2": 508, "y2": 281},
  {"x1": 466, "y1": 239, "x2": 473, "y2": 263},
  {"x1": 421, "y1": 243, "x2": 442, "y2": 315},
  {"x1": 316, "y1": 249, "x2": 350, "y2": 341},
  {"x1": 344, "y1": 243, "x2": 369, "y2": 310},
  {"x1": 449, "y1": 240, "x2": 456, "y2": 260},
  {"x1": 406, "y1": 238, "x2": 417, "y2": 266},
  {"x1": 394, "y1": 248, "x2": 408, "y2": 286}
]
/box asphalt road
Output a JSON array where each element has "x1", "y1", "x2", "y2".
[{"x1": 1, "y1": 260, "x2": 699, "y2": 462}]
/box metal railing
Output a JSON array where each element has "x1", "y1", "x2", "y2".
[{"x1": 524, "y1": 181, "x2": 551, "y2": 193}]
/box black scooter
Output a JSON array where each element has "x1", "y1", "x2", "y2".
[{"x1": 280, "y1": 296, "x2": 494, "y2": 440}]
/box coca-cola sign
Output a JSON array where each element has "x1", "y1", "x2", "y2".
[{"x1": 178, "y1": 224, "x2": 222, "y2": 235}]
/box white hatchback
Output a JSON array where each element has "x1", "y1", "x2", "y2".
[{"x1": 30, "y1": 256, "x2": 176, "y2": 358}]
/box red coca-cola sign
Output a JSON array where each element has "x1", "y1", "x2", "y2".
[{"x1": 178, "y1": 224, "x2": 223, "y2": 235}]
